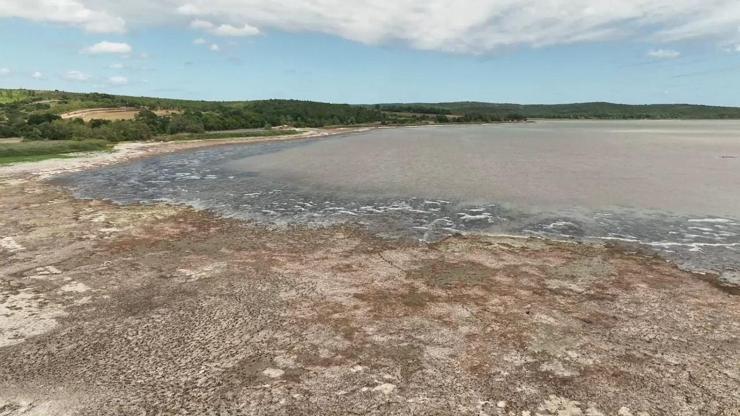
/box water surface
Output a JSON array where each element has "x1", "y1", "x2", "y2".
[{"x1": 59, "y1": 121, "x2": 740, "y2": 273}]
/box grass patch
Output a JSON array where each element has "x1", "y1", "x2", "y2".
[
  {"x1": 160, "y1": 129, "x2": 301, "y2": 142},
  {"x1": 0, "y1": 140, "x2": 111, "y2": 158},
  {"x1": 0, "y1": 154, "x2": 77, "y2": 165},
  {"x1": 0, "y1": 90, "x2": 36, "y2": 105}
]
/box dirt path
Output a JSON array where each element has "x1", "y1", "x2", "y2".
[{"x1": 0, "y1": 138, "x2": 738, "y2": 415}]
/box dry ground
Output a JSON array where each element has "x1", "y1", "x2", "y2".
[
  {"x1": 0, "y1": 145, "x2": 738, "y2": 415},
  {"x1": 60, "y1": 108, "x2": 180, "y2": 122}
]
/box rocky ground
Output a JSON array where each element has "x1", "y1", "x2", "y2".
[{"x1": 0, "y1": 141, "x2": 738, "y2": 415}]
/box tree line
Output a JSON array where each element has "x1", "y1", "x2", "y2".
[
  {"x1": 0, "y1": 99, "x2": 390, "y2": 141},
  {"x1": 0, "y1": 89, "x2": 534, "y2": 142}
]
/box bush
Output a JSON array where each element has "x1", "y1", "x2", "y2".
[
  {"x1": 27, "y1": 112, "x2": 61, "y2": 125},
  {"x1": 168, "y1": 114, "x2": 205, "y2": 134},
  {"x1": 21, "y1": 119, "x2": 153, "y2": 142},
  {"x1": 96, "y1": 120, "x2": 153, "y2": 142}
]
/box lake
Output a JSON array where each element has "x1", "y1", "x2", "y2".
[{"x1": 59, "y1": 121, "x2": 740, "y2": 273}]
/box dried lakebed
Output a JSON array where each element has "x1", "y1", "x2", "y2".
[{"x1": 59, "y1": 121, "x2": 740, "y2": 275}]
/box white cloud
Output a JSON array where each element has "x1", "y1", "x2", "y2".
[
  {"x1": 209, "y1": 43, "x2": 220, "y2": 52},
  {"x1": 109, "y1": 63, "x2": 124, "y2": 69},
  {"x1": 0, "y1": 0, "x2": 125, "y2": 33},
  {"x1": 190, "y1": 19, "x2": 214, "y2": 30},
  {"x1": 31, "y1": 71, "x2": 44, "y2": 79},
  {"x1": 191, "y1": 18, "x2": 259, "y2": 37},
  {"x1": 108, "y1": 75, "x2": 128, "y2": 85},
  {"x1": 193, "y1": 37, "x2": 207, "y2": 45},
  {"x1": 0, "y1": 67, "x2": 10, "y2": 76},
  {"x1": 64, "y1": 70, "x2": 90, "y2": 81},
  {"x1": 3, "y1": 1, "x2": 740, "y2": 53},
  {"x1": 647, "y1": 49, "x2": 681, "y2": 59},
  {"x1": 208, "y1": 24, "x2": 260, "y2": 37},
  {"x1": 83, "y1": 41, "x2": 132, "y2": 54}
]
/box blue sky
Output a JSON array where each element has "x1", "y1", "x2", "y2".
[{"x1": 1, "y1": 0, "x2": 740, "y2": 105}]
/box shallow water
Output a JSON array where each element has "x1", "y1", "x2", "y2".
[{"x1": 58, "y1": 121, "x2": 740, "y2": 273}]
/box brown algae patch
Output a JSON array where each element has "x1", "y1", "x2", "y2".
[
  {"x1": 0, "y1": 173, "x2": 738, "y2": 415},
  {"x1": 407, "y1": 259, "x2": 496, "y2": 289}
]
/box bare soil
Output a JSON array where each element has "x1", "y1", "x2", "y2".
[
  {"x1": 60, "y1": 108, "x2": 179, "y2": 122},
  {"x1": 0, "y1": 138, "x2": 738, "y2": 415}
]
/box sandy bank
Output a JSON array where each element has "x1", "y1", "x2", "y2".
[{"x1": 0, "y1": 127, "x2": 368, "y2": 179}]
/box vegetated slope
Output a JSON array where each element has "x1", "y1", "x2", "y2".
[
  {"x1": 0, "y1": 89, "x2": 393, "y2": 140},
  {"x1": 3, "y1": 89, "x2": 740, "y2": 143}
]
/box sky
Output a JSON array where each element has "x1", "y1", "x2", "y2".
[{"x1": 1, "y1": 0, "x2": 740, "y2": 105}]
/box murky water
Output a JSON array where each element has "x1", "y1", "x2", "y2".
[{"x1": 58, "y1": 121, "x2": 740, "y2": 273}]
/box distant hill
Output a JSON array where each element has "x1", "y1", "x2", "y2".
[{"x1": 375, "y1": 101, "x2": 740, "y2": 120}]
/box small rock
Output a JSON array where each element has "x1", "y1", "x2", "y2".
[
  {"x1": 262, "y1": 368, "x2": 284, "y2": 378},
  {"x1": 586, "y1": 406, "x2": 606, "y2": 416},
  {"x1": 60, "y1": 282, "x2": 90, "y2": 293},
  {"x1": 0, "y1": 237, "x2": 25, "y2": 252},
  {"x1": 718, "y1": 271, "x2": 739, "y2": 288},
  {"x1": 618, "y1": 408, "x2": 633, "y2": 416},
  {"x1": 372, "y1": 383, "x2": 396, "y2": 395},
  {"x1": 497, "y1": 400, "x2": 507, "y2": 408},
  {"x1": 47, "y1": 266, "x2": 62, "y2": 274}
]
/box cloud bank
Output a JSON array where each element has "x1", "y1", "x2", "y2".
[
  {"x1": 0, "y1": 0, "x2": 125, "y2": 33},
  {"x1": 1, "y1": 0, "x2": 740, "y2": 53}
]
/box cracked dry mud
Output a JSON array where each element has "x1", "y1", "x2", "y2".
[{"x1": 1, "y1": 172, "x2": 739, "y2": 415}]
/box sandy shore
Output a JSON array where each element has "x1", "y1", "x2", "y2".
[
  {"x1": 0, "y1": 127, "x2": 367, "y2": 179},
  {"x1": 0, "y1": 133, "x2": 738, "y2": 415}
]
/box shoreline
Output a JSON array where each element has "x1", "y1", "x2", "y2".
[
  {"x1": 0, "y1": 126, "x2": 739, "y2": 415},
  {"x1": 4, "y1": 123, "x2": 736, "y2": 288},
  {"x1": 4, "y1": 122, "x2": 737, "y2": 283},
  {"x1": 0, "y1": 126, "x2": 375, "y2": 179}
]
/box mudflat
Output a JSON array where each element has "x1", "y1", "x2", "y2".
[{"x1": 1, "y1": 132, "x2": 739, "y2": 415}]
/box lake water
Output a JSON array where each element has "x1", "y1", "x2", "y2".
[{"x1": 58, "y1": 121, "x2": 740, "y2": 273}]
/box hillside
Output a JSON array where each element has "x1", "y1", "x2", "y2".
[
  {"x1": 0, "y1": 89, "x2": 392, "y2": 140},
  {"x1": 3, "y1": 89, "x2": 740, "y2": 143},
  {"x1": 376, "y1": 101, "x2": 740, "y2": 119}
]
